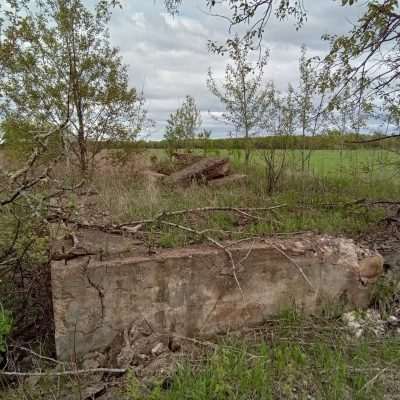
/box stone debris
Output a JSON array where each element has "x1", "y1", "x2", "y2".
[
  {"x1": 151, "y1": 342, "x2": 167, "y2": 356},
  {"x1": 342, "y1": 310, "x2": 385, "y2": 338},
  {"x1": 82, "y1": 352, "x2": 106, "y2": 370},
  {"x1": 342, "y1": 309, "x2": 400, "y2": 338}
]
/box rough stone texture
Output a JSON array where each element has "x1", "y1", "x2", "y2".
[
  {"x1": 50, "y1": 227, "x2": 144, "y2": 261},
  {"x1": 51, "y1": 234, "x2": 380, "y2": 361}
]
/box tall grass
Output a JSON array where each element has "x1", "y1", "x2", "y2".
[{"x1": 77, "y1": 148, "x2": 399, "y2": 248}]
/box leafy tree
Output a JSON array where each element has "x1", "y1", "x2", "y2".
[
  {"x1": 281, "y1": 84, "x2": 296, "y2": 136},
  {"x1": 322, "y1": 1, "x2": 400, "y2": 102},
  {"x1": 259, "y1": 82, "x2": 291, "y2": 194},
  {"x1": 198, "y1": 128, "x2": 212, "y2": 155},
  {"x1": 0, "y1": 0, "x2": 148, "y2": 173},
  {"x1": 164, "y1": 95, "x2": 202, "y2": 155},
  {"x1": 260, "y1": 82, "x2": 283, "y2": 135},
  {"x1": 207, "y1": 37, "x2": 269, "y2": 164},
  {"x1": 166, "y1": 1, "x2": 400, "y2": 137},
  {"x1": 381, "y1": 101, "x2": 400, "y2": 136},
  {"x1": 296, "y1": 45, "x2": 318, "y2": 171},
  {"x1": 164, "y1": 0, "x2": 307, "y2": 50}
]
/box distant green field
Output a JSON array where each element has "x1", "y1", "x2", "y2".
[
  {"x1": 216, "y1": 149, "x2": 400, "y2": 175},
  {"x1": 192, "y1": 148, "x2": 400, "y2": 180}
]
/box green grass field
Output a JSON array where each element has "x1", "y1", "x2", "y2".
[{"x1": 203, "y1": 148, "x2": 400, "y2": 179}]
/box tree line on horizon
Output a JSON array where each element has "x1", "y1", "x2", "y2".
[{"x1": 1, "y1": 0, "x2": 400, "y2": 173}]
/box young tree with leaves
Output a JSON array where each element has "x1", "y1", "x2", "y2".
[
  {"x1": 164, "y1": 95, "x2": 202, "y2": 156},
  {"x1": 166, "y1": 1, "x2": 399, "y2": 138},
  {"x1": 259, "y1": 82, "x2": 293, "y2": 194},
  {"x1": 0, "y1": 0, "x2": 148, "y2": 173},
  {"x1": 281, "y1": 84, "x2": 297, "y2": 136},
  {"x1": 296, "y1": 45, "x2": 318, "y2": 171},
  {"x1": 207, "y1": 37, "x2": 269, "y2": 164}
]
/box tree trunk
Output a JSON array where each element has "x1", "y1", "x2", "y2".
[
  {"x1": 78, "y1": 128, "x2": 87, "y2": 174},
  {"x1": 76, "y1": 97, "x2": 88, "y2": 174},
  {"x1": 244, "y1": 132, "x2": 251, "y2": 165}
]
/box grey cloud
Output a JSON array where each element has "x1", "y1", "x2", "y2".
[{"x1": 109, "y1": 0, "x2": 366, "y2": 139}]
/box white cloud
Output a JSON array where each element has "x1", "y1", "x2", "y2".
[
  {"x1": 108, "y1": 1, "x2": 366, "y2": 140},
  {"x1": 129, "y1": 12, "x2": 146, "y2": 30}
]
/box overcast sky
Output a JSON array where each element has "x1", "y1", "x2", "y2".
[{"x1": 108, "y1": 1, "x2": 365, "y2": 140}]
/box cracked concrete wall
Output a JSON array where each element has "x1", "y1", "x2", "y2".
[{"x1": 51, "y1": 234, "x2": 378, "y2": 361}]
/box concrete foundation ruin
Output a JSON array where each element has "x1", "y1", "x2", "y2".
[{"x1": 51, "y1": 231, "x2": 381, "y2": 361}]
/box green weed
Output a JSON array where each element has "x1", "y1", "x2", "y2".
[{"x1": 124, "y1": 313, "x2": 400, "y2": 400}]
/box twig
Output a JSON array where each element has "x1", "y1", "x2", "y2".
[
  {"x1": 118, "y1": 205, "x2": 286, "y2": 228},
  {"x1": 238, "y1": 239, "x2": 257, "y2": 268},
  {"x1": 43, "y1": 180, "x2": 85, "y2": 201},
  {"x1": 224, "y1": 237, "x2": 263, "y2": 248},
  {"x1": 358, "y1": 366, "x2": 390, "y2": 393},
  {"x1": 232, "y1": 208, "x2": 266, "y2": 221},
  {"x1": 160, "y1": 220, "x2": 245, "y2": 299},
  {"x1": 169, "y1": 334, "x2": 218, "y2": 349},
  {"x1": 51, "y1": 205, "x2": 287, "y2": 236},
  {"x1": 169, "y1": 334, "x2": 262, "y2": 359},
  {"x1": 0, "y1": 368, "x2": 127, "y2": 377},
  {"x1": 1, "y1": 170, "x2": 50, "y2": 207},
  {"x1": 268, "y1": 242, "x2": 316, "y2": 292},
  {"x1": 9, "y1": 345, "x2": 64, "y2": 366}
]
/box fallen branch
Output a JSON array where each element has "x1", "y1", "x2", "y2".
[
  {"x1": 0, "y1": 368, "x2": 127, "y2": 377},
  {"x1": 118, "y1": 205, "x2": 286, "y2": 228},
  {"x1": 51, "y1": 205, "x2": 286, "y2": 237},
  {"x1": 9, "y1": 345, "x2": 64, "y2": 366}
]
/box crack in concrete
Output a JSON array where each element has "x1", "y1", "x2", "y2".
[{"x1": 81, "y1": 257, "x2": 105, "y2": 320}]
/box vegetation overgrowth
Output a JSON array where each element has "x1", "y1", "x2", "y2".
[
  {"x1": 47, "y1": 147, "x2": 392, "y2": 252},
  {"x1": 125, "y1": 310, "x2": 400, "y2": 400},
  {"x1": 1, "y1": 0, "x2": 400, "y2": 397}
]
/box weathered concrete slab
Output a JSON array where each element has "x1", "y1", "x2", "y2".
[{"x1": 51, "y1": 234, "x2": 381, "y2": 361}]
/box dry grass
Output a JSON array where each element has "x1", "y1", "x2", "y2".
[{"x1": 50, "y1": 149, "x2": 395, "y2": 249}]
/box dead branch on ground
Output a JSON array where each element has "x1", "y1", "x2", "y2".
[{"x1": 0, "y1": 368, "x2": 127, "y2": 377}]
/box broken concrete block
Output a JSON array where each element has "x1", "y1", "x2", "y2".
[
  {"x1": 51, "y1": 234, "x2": 381, "y2": 361},
  {"x1": 166, "y1": 158, "x2": 230, "y2": 186}
]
